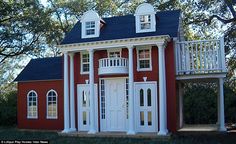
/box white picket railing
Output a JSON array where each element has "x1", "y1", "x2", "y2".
[
  {"x1": 175, "y1": 37, "x2": 226, "y2": 75},
  {"x1": 98, "y1": 57, "x2": 128, "y2": 75},
  {"x1": 99, "y1": 57, "x2": 128, "y2": 68}
]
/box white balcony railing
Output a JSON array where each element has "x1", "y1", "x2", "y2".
[
  {"x1": 175, "y1": 38, "x2": 226, "y2": 75},
  {"x1": 98, "y1": 57, "x2": 128, "y2": 75}
]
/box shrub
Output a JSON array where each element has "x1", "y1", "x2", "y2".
[{"x1": 0, "y1": 91, "x2": 17, "y2": 126}]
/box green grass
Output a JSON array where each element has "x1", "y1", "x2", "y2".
[{"x1": 0, "y1": 127, "x2": 236, "y2": 144}]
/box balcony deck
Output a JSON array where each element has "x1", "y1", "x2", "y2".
[
  {"x1": 175, "y1": 38, "x2": 227, "y2": 80},
  {"x1": 98, "y1": 57, "x2": 128, "y2": 75}
]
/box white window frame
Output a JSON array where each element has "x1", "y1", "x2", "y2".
[
  {"x1": 85, "y1": 21, "x2": 95, "y2": 36},
  {"x1": 140, "y1": 15, "x2": 151, "y2": 30},
  {"x1": 107, "y1": 48, "x2": 122, "y2": 58},
  {"x1": 80, "y1": 51, "x2": 89, "y2": 74},
  {"x1": 27, "y1": 90, "x2": 38, "y2": 119},
  {"x1": 136, "y1": 46, "x2": 152, "y2": 71},
  {"x1": 135, "y1": 14, "x2": 156, "y2": 33},
  {"x1": 46, "y1": 89, "x2": 58, "y2": 119}
]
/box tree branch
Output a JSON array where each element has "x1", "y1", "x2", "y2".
[{"x1": 188, "y1": 15, "x2": 236, "y2": 25}]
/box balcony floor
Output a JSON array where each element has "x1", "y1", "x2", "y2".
[{"x1": 176, "y1": 72, "x2": 227, "y2": 81}]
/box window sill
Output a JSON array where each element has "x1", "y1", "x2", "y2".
[
  {"x1": 137, "y1": 68, "x2": 152, "y2": 72},
  {"x1": 46, "y1": 117, "x2": 58, "y2": 120},
  {"x1": 27, "y1": 117, "x2": 38, "y2": 119},
  {"x1": 80, "y1": 72, "x2": 89, "y2": 75}
]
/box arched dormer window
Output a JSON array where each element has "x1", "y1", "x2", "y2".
[
  {"x1": 81, "y1": 10, "x2": 100, "y2": 38},
  {"x1": 134, "y1": 3, "x2": 156, "y2": 33}
]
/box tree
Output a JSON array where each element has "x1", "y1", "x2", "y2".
[{"x1": 0, "y1": 0, "x2": 53, "y2": 63}]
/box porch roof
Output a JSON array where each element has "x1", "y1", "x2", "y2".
[{"x1": 61, "y1": 10, "x2": 181, "y2": 45}]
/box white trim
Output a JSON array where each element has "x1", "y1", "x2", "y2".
[
  {"x1": 136, "y1": 46, "x2": 152, "y2": 71},
  {"x1": 27, "y1": 90, "x2": 38, "y2": 119},
  {"x1": 176, "y1": 73, "x2": 227, "y2": 80},
  {"x1": 46, "y1": 89, "x2": 58, "y2": 119},
  {"x1": 80, "y1": 51, "x2": 89, "y2": 75},
  {"x1": 58, "y1": 35, "x2": 170, "y2": 53}
]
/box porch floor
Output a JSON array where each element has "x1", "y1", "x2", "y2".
[
  {"x1": 179, "y1": 124, "x2": 219, "y2": 132},
  {"x1": 58, "y1": 131, "x2": 171, "y2": 139}
]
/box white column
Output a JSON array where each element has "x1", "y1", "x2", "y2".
[
  {"x1": 217, "y1": 87, "x2": 220, "y2": 125},
  {"x1": 127, "y1": 45, "x2": 135, "y2": 135},
  {"x1": 157, "y1": 43, "x2": 168, "y2": 135},
  {"x1": 88, "y1": 49, "x2": 96, "y2": 134},
  {"x1": 179, "y1": 83, "x2": 184, "y2": 128},
  {"x1": 69, "y1": 53, "x2": 76, "y2": 131},
  {"x1": 62, "y1": 52, "x2": 70, "y2": 133},
  {"x1": 218, "y1": 78, "x2": 226, "y2": 131}
]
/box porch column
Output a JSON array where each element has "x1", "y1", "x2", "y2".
[
  {"x1": 217, "y1": 85, "x2": 220, "y2": 125},
  {"x1": 157, "y1": 43, "x2": 168, "y2": 135},
  {"x1": 88, "y1": 49, "x2": 96, "y2": 134},
  {"x1": 62, "y1": 52, "x2": 70, "y2": 133},
  {"x1": 69, "y1": 53, "x2": 76, "y2": 131},
  {"x1": 218, "y1": 78, "x2": 226, "y2": 131},
  {"x1": 179, "y1": 83, "x2": 184, "y2": 128},
  {"x1": 127, "y1": 45, "x2": 135, "y2": 135}
]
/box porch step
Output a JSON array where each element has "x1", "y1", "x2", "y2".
[{"x1": 58, "y1": 131, "x2": 171, "y2": 139}]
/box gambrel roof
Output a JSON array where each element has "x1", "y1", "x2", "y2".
[
  {"x1": 15, "y1": 57, "x2": 62, "y2": 82},
  {"x1": 61, "y1": 10, "x2": 181, "y2": 45}
]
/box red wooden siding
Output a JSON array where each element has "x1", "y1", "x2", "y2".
[{"x1": 17, "y1": 80, "x2": 64, "y2": 130}]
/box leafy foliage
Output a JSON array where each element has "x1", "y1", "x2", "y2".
[
  {"x1": 184, "y1": 83, "x2": 236, "y2": 124},
  {"x1": 0, "y1": 91, "x2": 17, "y2": 126},
  {"x1": 184, "y1": 83, "x2": 217, "y2": 124}
]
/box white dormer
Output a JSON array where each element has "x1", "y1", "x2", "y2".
[
  {"x1": 134, "y1": 3, "x2": 156, "y2": 33},
  {"x1": 81, "y1": 10, "x2": 100, "y2": 38}
]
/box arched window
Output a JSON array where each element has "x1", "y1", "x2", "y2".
[
  {"x1": 46, "y1": 90, "x2": 58, "y2": 119},
  {"x1": 27, "y1": 90, "x2": 38, "y2": 119}
]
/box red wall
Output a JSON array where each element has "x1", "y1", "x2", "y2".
[
  {"x1": 17, "y1": 40, "x2": 177, "y2": 132},
  {"x1": 17, "y1": 80, "x2": 64, "y2": 130}
]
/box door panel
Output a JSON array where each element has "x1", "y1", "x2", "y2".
[
  {"x1": 77, "y1": 84, "x2": 98, "y2": 131},
  {"x1": 135, "y1": 82, "x2": 157, "y2": 132},
  {"x1": 105, "y1": 79, "x2": 126, "y2": 131}
]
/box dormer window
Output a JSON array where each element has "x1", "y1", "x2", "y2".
[
  {"x1": 85, "y1": 21, "x2": 95, "y2": 35},
  {"x1": 135, "y1": 3, "x2": 156, "y2": 33},
  {"x1": 81, "y1": 10, "x2": 101, "y2": 38},
  {"x1": 140, "y1": 15, "x2": 151, "y2": 30}
]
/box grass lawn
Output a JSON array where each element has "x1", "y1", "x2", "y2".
[{"x1": 0, "y1": 127, "x2": 236, "y2": 144}]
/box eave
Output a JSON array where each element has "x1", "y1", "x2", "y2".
[{"x1": 57, "y1": 35, "x2": 171, "y2": 53}]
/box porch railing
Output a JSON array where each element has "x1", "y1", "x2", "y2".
[
  {"x1": 98, "y1": 57, "x2": 128, "y2": 75},
  {"x1": 175, "y1": 37, "x2": 226, "y2": 75}
]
